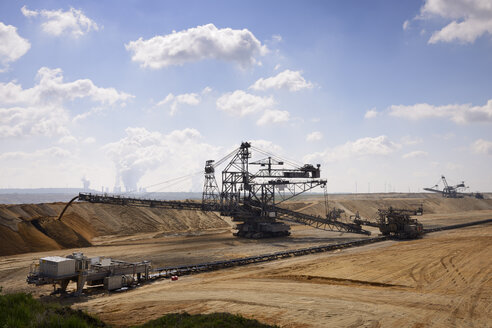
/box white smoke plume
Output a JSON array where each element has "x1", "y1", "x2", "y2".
[
  {"x1": 103, "y1": 127, "x2": 220, "y2": 192},
  {"x1": 81, "y1": 176, "x2": 90, "y2": 190}
]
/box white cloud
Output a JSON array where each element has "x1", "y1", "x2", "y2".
[
  {"x1": 306, "y1": 131, "x2": 323, "y2": 142},
  {"x1": 201, "y1": 86, "x2": 212, "y2": 95},
  {"x1": 471, "y1": 139, "x2": 492, "y2": 155},
  {"x1": 21, "y1": 6, "x2": 99, "y2": 38},
  {"x1": 434, "y1": 132, "x2": 455, "y2": 140},
  {"x1": 403, "y1": 20, "x2": 410, "y2": 30},
  {"x1": 402, "y1": 150, "x2": 428, "y2": 159},
  {"x1": 389, "y1": 99, "x2": 492, "y2": 124},
  {"x1": 249, "y1": 69, "x2": 313, "y2": 92},
  {"x1": 0, "y1": 67, "x2": 132, "y2": 138},
  {"x1": 58, "y1": 135, "x2": 78, "y2": 144},
  {"x1": 0, "y1": 22, "x2": 31, "y2": 71},
  {"x1": 0, "y1": 105, "x2": 70, "y2": 138},
  {"x1": 0, "y1": 67, "x2": 133, "y2": 106},
  {"x1": 256, "y1": 109, "x2": 290, "y2": 126},
  {"x1": 57, "y1": 135, "x2": 96, "y2": 144},
  {"x1": 401, "y1": 135, "x2": 423, "y2": 145},
  {"x1": 72, "y1": 107, "x2": 105, "y2": 123},
  {"x1": 216, "y1": 90, "x2": 275, "y2": 117},
  {"x1": 272, "y1": 34, "x2": 282, "y2": 42},
  {"x1": 250, "y1": 139, "x2": 284, "y2": 155},
  {"x1": 83, "y1": 137, "x2": 96, "y2": 144},
  {"x1": 364, "y1": 108, "x2": 379, "y2": 119},
  {"x1": 157, "y1": 92, "x2": 200, "y2": 116},
  {"x1": 103, "y1": 127, "x2": 219, "y2": 191},
  {"x1": 415, "y1": 0, "x2": 492, "y2": 44},
  {"x1": 304, "y1": 136, "x2": 400, "y2": 163},
  {"x1": 125, "y1": 23, "x2": 268, "y2": 69},
  {"x1": 0, "y1": 146, "x2": 71, "y2": 160}
]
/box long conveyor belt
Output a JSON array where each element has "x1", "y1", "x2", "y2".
[
  {"x1": 423, "y1": 218, "x2": 492, "y2": 233},
  {"x1": 274, "y1": 205, "x2": 371, "y2": 235},
  {"x1": 152, "y1": 236, "x2": 386, "y2": 278},
  {"x1": 149, "y1": 218, "x2": 492, "y2": 280}
]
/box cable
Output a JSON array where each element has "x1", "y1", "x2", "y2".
[
  {"x1": 144, "y1": 171, "x2": 202, "y2": 190},
  {"x1": 251, "y1": 146, "x2": 303, "y2": 168},
  {"x1": 213, "y1": 147, "x2": 239, "y2": 168},
  {"x1": 118, "y1": 170, "x2": 202, "y2": 197},
  {"x1": 251, "y1": 146, "x2": 303, "y2": 169}
]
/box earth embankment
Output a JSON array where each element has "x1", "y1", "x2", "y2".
[
  {"x1": 1, "y1": 194, "x2": 491, "y2": 256},
  {"x1": 0, "y1": 202, "x2": 230, "y2": 256},
  {"x1": 284, "y1": 194, "x2": 492, "y2": 224}
]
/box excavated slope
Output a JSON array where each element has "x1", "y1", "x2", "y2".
[
  {"x1": 0, "y1": 202, "x2": 229, "y2": 256},
  {"x1": 1, "y1": 194, "x2": 492, "y2": 256},
  {"x1": 284, "y1": 195, "x2": 492, "y2": 220}
]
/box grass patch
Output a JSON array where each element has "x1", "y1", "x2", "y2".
[
  {"x1": 1, "y1": 288, "x2": 276, "y2": 327},
  {"x1": 134, "y1": 312, "x2": 278, "y2": 328},
  {"x1": 0, "y1": 287, "x2": 107, "y2": 327}
]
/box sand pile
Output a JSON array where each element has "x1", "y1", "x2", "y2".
[
  {"x1": 1, "y1": 194, "x2": 491, "y2": 257},
  {"x1": 0, "y1": 202, "x2": 229, "y2": 256},
  {"x1": 283, "y1": 195, "x2": 492, "y2": 220}
]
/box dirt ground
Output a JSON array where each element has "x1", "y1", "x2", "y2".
[
  {"x1": 0, "y1": 194, "x2": 491, "y2": 327},
  {"x1": 75, "y1": 226, "x2": 492, "y2": 328}
]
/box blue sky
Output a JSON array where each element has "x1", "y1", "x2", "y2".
[{"x1": 0, "y1": 0, "x2": 491, "y2": 193}]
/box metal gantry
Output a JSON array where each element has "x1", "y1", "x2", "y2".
[
  {"x1": 72, "y1": 141, "x2": 371, "y2": 238},
  {"x1": 202, "y1": 160, "x2": 221, "y2": 210}
]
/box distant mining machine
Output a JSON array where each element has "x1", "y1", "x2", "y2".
[
  {"x1": 354, "y1": 206, "x2": 424, "y2": 239},
  {"x1": 424, "y1": 175, "x2": 483, "y2": 199}
]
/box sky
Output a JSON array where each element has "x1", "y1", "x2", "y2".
[{"x1": 0, "y1": 0, "x2": 491, "y2": 194}]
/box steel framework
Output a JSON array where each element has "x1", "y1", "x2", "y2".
[
  {"x1": 202, "y1": 160, "x2": 221, "y2": 210},
  {"x1": 71, "y1": 141, "x2": 371, "y2": 238}
]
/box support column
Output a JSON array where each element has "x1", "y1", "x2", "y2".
[
  {"x1": 75, "y1": 272, "x2": 87, "y2": 296},
  {"x1": 60, "y1": 279, "x2": 69, "y2": 293}
]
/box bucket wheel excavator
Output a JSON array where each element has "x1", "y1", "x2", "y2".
[
  {"x1": 202, "y1": 142, "x2": 369, "y2": 238},
  {"x1": 424, "y1": 175, "x2": 484, "y2": 199},
  {"x1": 74, "y1": 141, "x2": 370, "y2": 238},
  {"x1": 353, "y1": 205, "x2": 424, "y2": 239}
]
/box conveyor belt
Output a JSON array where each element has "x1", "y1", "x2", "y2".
[
  {"x1": 150, "y1": 218, "x2": 492, "y2": 280},
  {"x1": 77, "y1": 192, "x2": 371, "y2": 235},
  {"x1": 78, "y1": 192, "x2": 204, "y2": 210},
  {"x1": 152, "y1": 236, "x2": 386, "y2": 278},
  {"x1": 275, "y1": 206, "x2": 371, "y2": 235},
  {"x1": 423, "y1": 218, "x2": 492, "y2": 233}
]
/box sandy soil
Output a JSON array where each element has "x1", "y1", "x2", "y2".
[
  {"x1": 0, "y1": 202, "x2": 229, "y2": 256},
  {"x1": 71, "y1": 225, "x2": 491, "y2": 328},
  {"x1": 1, "y1": 194, "x2": 491, "y2": 327}
]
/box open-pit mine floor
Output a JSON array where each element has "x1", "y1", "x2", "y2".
[{"x1": 0, "y1": 194, "x2": 491, "y2": 327}]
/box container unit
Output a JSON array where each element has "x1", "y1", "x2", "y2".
[
  {"x1": 104, "y1": 275, "x2": 122, "y2": 291},
  {"x1": 39, "y1": 256, "x2": 76, "y2": 277},
  {"x1": 103, "y1": 275, "x2": 135, "y2": 291}
]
